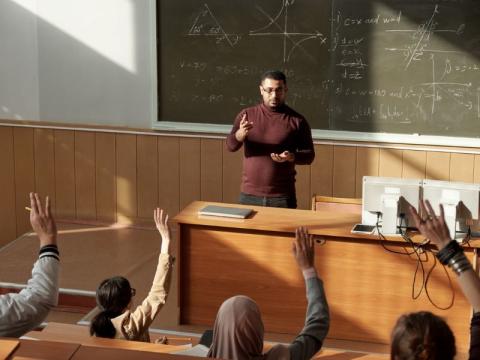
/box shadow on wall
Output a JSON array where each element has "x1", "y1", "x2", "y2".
[{"x1": 2, "y1": 0, "x2": 154, "y2": 128}]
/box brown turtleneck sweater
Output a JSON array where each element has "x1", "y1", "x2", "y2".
[{"x1": 226, "y1": 103, "x2": 314, "y2": 197}]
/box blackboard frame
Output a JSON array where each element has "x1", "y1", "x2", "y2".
[{"x1": 152, "y1": 121, "x2": 480, "y2": 148}]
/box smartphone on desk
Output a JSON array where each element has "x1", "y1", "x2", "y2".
[{"x1": 351, "y1": 224, "x2": 375, "y2": 234}]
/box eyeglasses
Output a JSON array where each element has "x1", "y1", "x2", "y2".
[
  {"x1": 261, "y1": 86, "x2": 285, "y2": 95},
  {"x1": 131, "y1": 288, "x2": 136, "y2": 297}
]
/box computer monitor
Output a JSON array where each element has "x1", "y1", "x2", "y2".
[
  {"x1": 422, "y1": 179, "x2": 480, "y2": 240},
  {"x1": 362, "y1": 176, "x2": 422, "y2": 235}
]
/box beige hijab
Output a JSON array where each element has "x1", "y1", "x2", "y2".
[{"x1": 207, "y1": 295, "x2": 290, "y2": 360}]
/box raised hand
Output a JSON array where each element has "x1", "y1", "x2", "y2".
[
  {"x1": 271, "y1": 150, "x2": 295, "y2": 163},
  {"x1": 292, "y1": 226, "x2": 315, "y2": 270},
  {"x1": 154, "y1": 208, "x2": 171, "y2": 254},
  {"x1": 235, "y1": 113, "x2": 253, "y2": 142},
  {"x1": 409, "y1": 199, "x2": 452, "y2": 250},
  {"x1": 30, "y1": 192, "x2": 57, "y2": 247}
]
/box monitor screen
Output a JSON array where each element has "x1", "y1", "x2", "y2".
[
  {"x1": 422, "y1": 179, "x2": 480, "y2": 238},
  {"x1": 362, "y1": 176, "x2": 422, "y2": 234}
]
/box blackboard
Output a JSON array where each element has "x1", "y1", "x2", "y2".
[{"x1": 158, "y1": 0, "x2": 480, "y2": 138}]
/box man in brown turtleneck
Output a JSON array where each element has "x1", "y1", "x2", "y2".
[{"x1": 226, "y1": 70, "x2": 315, "y2": 209}]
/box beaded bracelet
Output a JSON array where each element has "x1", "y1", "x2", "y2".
[
  {"x1": 436, "y1": 240, "x2": 462, "y2": 265},
  {"x1": 448, "y1": 252, "x2": 473, "y2": 276}
]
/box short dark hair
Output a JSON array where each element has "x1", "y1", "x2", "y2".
[
  {"x1": 261, "y1": 70, "x2": 287, "y2": 84},
  {"x1": 390, "y1": 311, "x2": 456, "y2": 360},
  {"x1": 90, "y1": 276, "x2": 133, "y2": 338}
]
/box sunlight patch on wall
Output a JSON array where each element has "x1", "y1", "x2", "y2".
[{"x1": 12, "y1": 0, "x2": 137, "y2": 73}]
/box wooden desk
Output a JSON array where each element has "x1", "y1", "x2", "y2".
[
  {"x1": 174, "y1": 201, "x2": 479, "y2": 353},
  {"x1": 25, "y1": 322, "x2": 189, "y2": 354},
  {"x1": 71, "y1": 346, "x2": 204, "y2": 360},
  {"x1": 7, "y1": 339, "x2": 79, "y2": 360}
]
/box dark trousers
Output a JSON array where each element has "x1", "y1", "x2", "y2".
[{"x1": 239, "y1": 192, "x2": 297, "y2": 209}]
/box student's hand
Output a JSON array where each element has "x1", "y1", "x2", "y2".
[
  {"x1": 154, "y1": 208, "x2": 171, "y2": 254},
  {"x1": 408, "y1": 199, "x2": 452, "y2": 250},
  {"x1": 271, "y1": 150, "x2": 295, "y2": 163},
  {"x1": 292, "y1": 226, "x2": 315, "y2": 271},
  {"x1": 235, "y1": 113, "x2": 253, "y2": 142},
  {"x1": 30, "y1": 192, "x2": 57, "y2": 248}
]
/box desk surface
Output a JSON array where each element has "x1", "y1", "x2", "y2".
[
  {"x1": 174, "y1": 201, "x2": 480, "y2": 247},
  {"x1": 9, "y1": 339, "x2": 80, "y2": 360},
  {"x1": 25, "y1": 322, "x2": 189, "y2": 354}
]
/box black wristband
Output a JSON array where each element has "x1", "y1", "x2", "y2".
[{"x1": 436, "y1": 240, "x2": 462, "y2": 265}]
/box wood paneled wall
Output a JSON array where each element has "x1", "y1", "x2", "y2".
[{"x1": 1, "y1": 125, "x2": 480, "y2": 246}]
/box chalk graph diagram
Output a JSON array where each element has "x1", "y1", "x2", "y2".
[
  {"x1": 383, "y1": 5, "x2": 478, "y2": 119},
  {"x1": 185, "y1": 1, "x2": 327, "y2": 63},
  {"x1": 249, "y1": 0, "x2": 327, "y2": 63}
]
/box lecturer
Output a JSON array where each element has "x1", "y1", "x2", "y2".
[{"x1": 226, "y1": 70, "x2": 315, "y2": 209}]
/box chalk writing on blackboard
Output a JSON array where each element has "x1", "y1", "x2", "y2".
[{"x1": 248, "y1": 0, "x2": 327, "y2": 63}]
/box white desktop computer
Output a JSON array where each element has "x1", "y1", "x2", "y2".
[
  {"x1": 422, "y1": 179, "x2": 480, "y2": 240},
  {"x1": 362, "y1": 176, "x2": 422, "y2": 235}
]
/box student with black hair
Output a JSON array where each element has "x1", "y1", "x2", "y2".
[{"x1": 90, "y1": 208, "x2": 173, "y2": 341}]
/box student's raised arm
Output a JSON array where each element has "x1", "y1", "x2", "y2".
[
  {"x1": 286, "y1": 227, "x2": 330, "y2": 360},
  {"x1": 409, "y1": 200, "x2": 480, "y2": 312},
  {"x1": 0, "y1": 193, "x2": 59, "y2": 337}
]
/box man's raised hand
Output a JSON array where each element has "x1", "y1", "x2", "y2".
[{"x1": 235, "y1": 113, "x2": 253, "y2": 142}]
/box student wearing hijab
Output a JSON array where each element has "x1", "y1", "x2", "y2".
[{"x1": 207, "y1": 226, "x2": 329, "y2": 360}]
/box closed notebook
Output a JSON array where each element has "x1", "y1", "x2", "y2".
[{"x1": 199, "y1": 205, "x2": 253, "y2": 219}]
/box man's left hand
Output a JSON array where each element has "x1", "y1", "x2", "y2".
[{"x1": 271, "y1": 151, "x2": 295, "y2": 163}]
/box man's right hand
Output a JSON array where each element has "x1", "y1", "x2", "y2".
[
  {"x1": 292, "y1": 226, "x2": 315, "y2": 271},
  {"x1": 235, "y1": 113, "x2": 253, "y2": 142},
  {"x1": 30, "y1": 192, "x2": 57, "y2": 248}
]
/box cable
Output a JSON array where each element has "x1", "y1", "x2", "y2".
[{"x1": 376, "y1": 213, "x2": 455, "y2": 309}]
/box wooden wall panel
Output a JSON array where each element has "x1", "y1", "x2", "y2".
[
  {"x1": 332, "y1": 146, "x2": 356, "y2": 198},
  {"x1": 4, "y1": 124, "x2": 480, "y2": 246},
  {"x1": 475, "y1": 155, "x2": 480, "y2": 184},
  {"x1": 201, "y1": 139, "x2": 223, "y2": 203},
  {"x1": 95, "y1": 133, "x2": 116, "y2": 223},
  {"x1": 75, "y1": 132, "x2": 96, "y2": 220},
  {"x1": 137, "y1": 135, "x2": 158, "y2": 219},
  {"x1": 158, "y1": 137, "x2": 180, "y2": 216},
  {"x1": 34, "y1": 129, "x2": 56, "y2": 211},
  {"x1": 355, "y1": 147, "x2": 379, "y2": 198},
  {"x1": 179, "y1": 138, "x2": 201, "y2": 211},
  {"x1": 426, "y1": 152, "x2": 450, "y2": 180},
  {"x1": 296, "y1": 164, "x2": 311, "y2": 210},
  {"x1": 54, "y1": 130, "x2": 75, "y2": 219},
  {"x1": 0, "y1": 127, "x2": 17, "y2": 246},
  {"x1": 222, "y1": 145, "x2": 242, "y2": 204},
  {"x1": 402, "y1": 150, "x2": 426, "y2": 180},
  {"x1": 13, "y1": 128, "x2": 35, "y2": 236},
  {"x1": 449, "y1": 153, "x2": 474, "y2": 183},
  {"x1": 379, "y1": 148, "x2": 403, "y2": 178},
  {"x1": 311, "y1": 144, "x2": 333, "y2": 197},
  {"x1": 116, "y1": 134, "x2": 137, "y2": 223}
]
